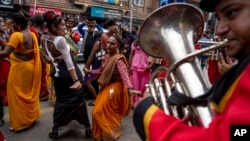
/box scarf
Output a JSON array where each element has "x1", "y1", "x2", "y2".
[{"x1": 98, "y1": 54, "x2": 127, "y2": 89}]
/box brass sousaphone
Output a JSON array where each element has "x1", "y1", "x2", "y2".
[{"x1": 140, "y1": 3, "x2": 228, "y2": 127}]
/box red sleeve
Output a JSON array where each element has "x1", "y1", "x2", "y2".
[
  {"x1": 134, "y1": 65, "x2": 250, "y2": 141},
  {"x1": 207, "y1": 60, "x2": 220, "y2": 84},
  {"x1": 157, "y1": 59, "x2": 169, "y2": 78},
  {"x1": 29, "y1": 28, "x2": 38, "y2": 38}
]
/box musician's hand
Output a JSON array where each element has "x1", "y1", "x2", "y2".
[{"x1": 217, "y1": 53, "x2": 234, "y2": 74}]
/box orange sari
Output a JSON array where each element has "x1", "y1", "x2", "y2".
[
  {"x1": 7, "y1": 32, "x2": 42, "y2": 132},
  {"x1": 92, "y1": 54, "x2": 132, "y2": 140}
]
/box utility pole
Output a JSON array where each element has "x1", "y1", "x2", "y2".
[
  {"x1": 129, "y1": 0, "x2": 133, "y2": 32},
  {"x1": 34, "y1": 0, "x2": 37, "y2": 15}
]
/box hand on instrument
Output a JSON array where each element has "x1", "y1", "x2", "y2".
[{"x1": 217, "y1": 53, "x2": 234, "y2": 74}]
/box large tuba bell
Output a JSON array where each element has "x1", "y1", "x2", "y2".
[{"x1": 140, "y1": 3, "x2": 228, "y2": 127}]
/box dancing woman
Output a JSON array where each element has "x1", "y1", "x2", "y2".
[
  {"x1": 0, "y1": 11, "x2": 42, "y2": 132},
  {"x1": 85, "y1": 34, "x2": 141, "y2": 140}
]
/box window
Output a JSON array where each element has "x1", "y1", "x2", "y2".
[{"x1": 134, "y1": 0, "x2": 144, "y2": 6}]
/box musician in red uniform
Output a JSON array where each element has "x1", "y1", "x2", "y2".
[{"x1": 133, "y1": 0, "x2": 250, "y2": 141}]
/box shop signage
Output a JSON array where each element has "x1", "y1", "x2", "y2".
[
  {"x1": 0, "y1": 0, "x2": 13, "y2": 8},
  {"x1": 95, "y1": 0, "x2": 120, "y2": 5},
  {"x1": 29, "y1": 6, "x2": 62, "y2": 16},
  {"x1": 91, "y1": 6, "x2": 122, "y2": 19}
]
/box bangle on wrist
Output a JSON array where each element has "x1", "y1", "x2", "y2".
[{"x1": 73, "y1": 78, "x2": 79, "y2": 83}]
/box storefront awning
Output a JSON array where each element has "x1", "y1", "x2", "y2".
[
  {"x1": 29, "y1": 6, "x2": 62, "y2": 16},
  {"x1": 29, "y1": 0, "x2": 83, "y2": 14}
]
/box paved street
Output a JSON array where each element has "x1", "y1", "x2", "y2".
[
  {"x1": 0, "y1": 63, "x2": 142, "y2": 141},
  {"x1": 1, "y1": 100, "x2": 141, "y2": 141}
]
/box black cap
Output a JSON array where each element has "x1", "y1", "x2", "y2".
[{"x1": 199, "y1": 0, "x2": 221, "y2": 12}]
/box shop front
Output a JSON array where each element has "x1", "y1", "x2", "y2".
[
  {"x1": 0, "y1": 0, "x2": 19, "y2": 19},
  {"x1": 29, "y1": 6, "x2": 62, "y2": 16},
  {"x1": 91, "y1": 6, "x2": 122, "y2": 19},
  {"x1": 82, "y1": 6, "x2": 122, "y2": 26}
]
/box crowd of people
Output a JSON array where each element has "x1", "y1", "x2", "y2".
[
  {"x1": 1, "y1": 0, "x2": 250, "y2": 140},
  {"x1": 0, "y1": 9, "x2": 146, "y2": 140}
]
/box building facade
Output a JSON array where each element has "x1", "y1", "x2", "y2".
[
  {"x1": 0, "y1": 0, "x2": 160, "y2": 27},
  {"x1": 1, "y1": 0, "x2": 214, "y2": 33},
  {"x1": 70, "y1": 0, "x2": 159, "y2": 26}
]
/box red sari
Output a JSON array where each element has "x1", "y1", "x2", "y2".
[
  {"x1": 0, "y1": 53, "x2": 10, "y2": 106},
  {"x1": 0, "y1": 131, "x2": 5, "y2": 141}
]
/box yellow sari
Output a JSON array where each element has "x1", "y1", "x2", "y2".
[
  {"x1": 7, "y1": 32, "x2": 42, "y2": 132},
  {"x1": 92, "y1": 54, "x2": 132, "y2": 140}
]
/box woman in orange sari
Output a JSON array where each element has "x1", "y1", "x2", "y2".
[
  {"x1": 0, "y1": 11, "x2": 42, "y2": 132},
  {"x1": 84, "y1": 34, "x2": 141, "y2": 140}
]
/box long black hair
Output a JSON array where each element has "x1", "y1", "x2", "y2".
[
  {"x1": 30, "y1": 14, "x2": 44, "y2": 29},
  {"x1": 11, "y1": 11, "x2": 30, "y2": 31}
]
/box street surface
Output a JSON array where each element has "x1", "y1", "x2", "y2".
[
  {"x1": 1, "y1": 100, "x2": 141, "y2": 141},
  {"x1": 0, "y1": 63, "x2": 142, "y2": 141}
]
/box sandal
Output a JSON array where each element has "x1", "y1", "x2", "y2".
[
  {"x1": 0, "y1": 120, "x2": 4, "y2": 127},
  {"x1": 88, "y1": 101, "x2": 95, "y2": 106}
]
